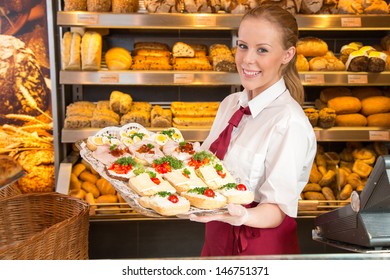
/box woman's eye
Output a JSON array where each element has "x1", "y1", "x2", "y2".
[
  {"x1": 237, "y1": 43, "x2": 247, "y2": 50},
  {"x1": 257, "y1": 48, "x2": 268, "y2": 53}
]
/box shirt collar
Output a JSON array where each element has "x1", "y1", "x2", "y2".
[{"x1": 238, "y1": 78, "x2": 288, "y2": 118}]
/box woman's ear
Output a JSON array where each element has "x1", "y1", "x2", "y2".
[{"x1": 282, "y1": 46, "x2": 296, "y2": 65}]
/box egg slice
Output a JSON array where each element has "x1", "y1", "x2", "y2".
[
  {"x1": 155, "y1": 134, "x2": 169, "y2": 145},
  {"x1": 90, "y1": 136, "x2": 104, "y2": 146},
  {"x1": 102, "y1": 136, "x2": 121, "y2": 146},
  {"x1": 171, "y1": 129, "x2": 184, "y2": 142},
  {"x1": 121, "y1": 137, "x2": 133, "y2": 147}
]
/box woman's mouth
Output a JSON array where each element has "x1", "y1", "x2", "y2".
[{"x1": 242, "y1": 69, "x2": 261, "y2": 77}]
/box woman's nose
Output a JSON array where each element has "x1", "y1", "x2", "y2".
[{"x1": 243, "y1": 49, "x2": 257, "y2": 64}]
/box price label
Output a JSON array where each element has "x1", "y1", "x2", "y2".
[
  {"x1": 348, "y1": 74, "x2": 368, "y2": 84},
  {"x1": 99, "y1": 73, "x2": 119, "y2": 83},
  {"x1": 195, "y1": 15, "x2": 216, "y2": 26},
  {"x1": 369, "y1": 131, "x2": 389, "y2": 141},
  {"x1": 341, "y1": 17, "x2": 362, "y2": 27},
  {"x1": 77, "y1": 14, "x2": 99, "y2": 24},
  {"x1": 303, "y1": 74, "x2": 325, "y2": 84},
  {"x1": 174, "y1": 73, "x2": 194, "y2": 84}
]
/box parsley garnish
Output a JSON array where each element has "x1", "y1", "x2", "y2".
[
  {"x1": 130, "y1": 132, "x2": 145, "y2": 140},
  {"x1": 183, "y1": 168, "x2": 191, "y2": 176},
  {"x1": 188, "y1": 187, "x2": 208, "y2": 195},
  {"x1": 115, "y1": 156, "x2": 136, "y2": 166},
  {"x1": 192, "y1": 151, "x2": 214, "y2": 161},
  {"x1": 160, "y1": 129, "x2": 175, "y2": 138},
  {"x1": 220, "y1": 183, "x2": 237, "y2": 190},
  {"x1": 156, "y1": 191, "x2": 171, "y2": 198},
  {"x1": 214, "y1": 163, "x2": 223, "y2": 171},
  {"x1": 153, "y1": 156, "x2": 183, "y2": 170}
]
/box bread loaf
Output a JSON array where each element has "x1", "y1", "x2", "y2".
[
  {"x1": 360, "y1": 96, "x2": 390, "y2": 116},
  {"x1": 320, "y1": 87, "x2": 352, "y2": 103},
  {"x1": 327, "y1": 96, "x2": 362, "y2": 114},
  {"x1": 367, "y1": 51, "x2": 387, "y2": 72},
  {"x1": 351, "y1": 87, "x2": 383, "y2": 100},
  {"x1": 105, "y1": 47, "x2": 132, "y2": 70},
  {"x1": 172, "y1": 57, "x2": 212, "y2": 71},
  {"x1": 132, "y1": 49, "x2": 171, "y2": 57},
  {"x1": 211, "y1": 55, "x2": 236, "y2": 72},
  {"x1": 340, "y1": 42, "x2": 363, "y2": 63},
  {"x1": 87, "y1": 0, "x2": 111, "y2": 12},
  {"x1": 335, "y1": 113, "x2": 367, "y2": 127},
  {"x1": 309, "y1": 51, "x2": 345, "y2": 71},
  {"x1": 62, "y1": 32, "x2": 82, "y2": 70},
  {"x1": 173, "y1": 117, "x2": 215, "y2": 127},
  {"x1": 64, "y1": 0, "x2": 87, "y2": 11},
  {"x1": 151, "y1": 105, "x2": 172, "y2": 127},
  {"x1": 134, "y1": 42, "x2": 170, "y2": 50},
  {"x1": 112, "y1": 0, "x2": 138, "y2": 12},
  {"x1": 172, "y1": 42, "x2": 195, "y2": 58},
  {"x1": 120, "y1": 110, "x2": 151, "y2": 127},
  {"x1": 109, "y1": 90, "x2": 133, "y2": 114},
  {"x1": 367, "y1": 113, "x2": 390, "y2": 127},
  {"x1": 296, "y1": 37, "x2": 328, "y2": 57},
  {"x1": 296, "y1": 54, "x2": 309, "y2": 71},
  {"x1": 81, "y1": 31, "x2": 102, "y2": 71}
]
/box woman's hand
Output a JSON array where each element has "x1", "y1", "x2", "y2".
[{"x1": 189, "y1": 203, "x2": 249, "y2": 226}]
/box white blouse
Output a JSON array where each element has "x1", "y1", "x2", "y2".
[{"x1": 202, "y1": 78, "x2": 317, "y2": 217}]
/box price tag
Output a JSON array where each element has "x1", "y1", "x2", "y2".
[
  {"x1": 99, "y1": 73, "x2": 119, "y2": 83},
  {"x1": 303, "y1": 74, "x2": 325, "y2": 84},
  {"x1": 174, "y1": 73, "x2": 194, "y2": 84},
  {"x1": 348, "y1": 74, "x2": 368, "y2": 84},
  {"x1": 195, "y1": 15, "x2": 216, "y2": 26},
  {"x1": 77, "y1": 14, "x2": 99, "y2": 24},
  {"x1": 369, "y1": 131, "x2": 389, "y2": 141},
  {"x1": 341, "y1": 17, "x2": 361, "y2": 27}
]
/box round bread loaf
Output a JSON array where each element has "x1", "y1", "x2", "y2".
[
  {"x1": 360, "y1": 96, "x2": 390, "y2": 116},
  {"x1": 327, "y1": 96, "x2": 362, "y2": 114},
  {"x1": 105, "y1": 47, "x2": 132, "y2": 70},
  {"x1": 296, "y1": 37, "x2": 328, "y2": 57}
]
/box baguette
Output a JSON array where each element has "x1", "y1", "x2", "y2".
[
  {"x1": 182, "y1": 187, "x2": 227, "y2": 210},
  {"x1": 138, "y1": 192, "x2": 191, "y2": 216}
]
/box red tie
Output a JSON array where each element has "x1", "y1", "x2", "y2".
[{"x1": 209, "y1": 106, "x2": 251, "y2": 160}]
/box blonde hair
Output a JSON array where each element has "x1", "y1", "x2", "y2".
[{"x1": 241, "y1": 4, "x2": 304, "y2": 105}]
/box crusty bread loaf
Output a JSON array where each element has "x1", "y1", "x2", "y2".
[
  {"x1": 120, "y1": 110, "x2": 151, "y2": 127},
  {"x1": 134, "y1": 41, "x2": 170, "y2": 50},
  {"x1": 131, "y1": 55, "x2": 172, "y2": 70},
  {"x1": 296, "y1": 37, "x2": 328, "y2": 57},
  {"x1": 309, "y1": 51, "x2": 345, "y2": 71},
  {"x1": 81, "y1": 31, "x2": 102, "y2": 70},
  {"x1": 109, "y1": 90, "x2": 133, "y2": 114},
  {"x1": 172, "y1": 42, "x2": 195, "y2": 58},
  {"x1": 151, "y1": 105, "x2": 172, "y2": 127},
  {"x1": 138, "y1": 193, "x2": 191, "y2": 216},
  {"x1": 211, "y1": 55, "x2": 236, "y2": 72},
  {"x1": 351, "y1": 87, "x2": 383, "y2": 100},
  {"x1": 62, "y1": 31, "x2": 82, "y2": 70},
  {"x1": 105, "y1": 47, "x2": 132, "y2": 70},
  {"x1": 320, "y1": 87, "x2": 352, "y2": 103},
  {"x1": 335, "y1": 113, "x2": 367, "y2": 127},
  {"x1": 172, "y1": 57, "x2": 212, "y2": 70},
  {"x1": 367, "y1": 113, "x2": 390, "y2": 127},
  {"x1": 360, "y1": 96, "x2": 390, "y2": 116},
  {"x1": 327, "y1": 96, "x2": 362, "y2": 114},
  {"x1": 87, "y1": 0, "x2": 111, "y2": 12},
  {"x1": 209, "y1": 44, "x2": 232, "y2": 57},
  {"x1": 173, "y1": 117, "x2": 215, "y2": 127},
  {"x1": 64, "y1": 116, "x2": 91, "y2": 128},
  {"x1": 340, "y1": 42, "x2": 363, "y2": 63},
  {"x1": 64, "y1": 0, "x2": 87, "y2": 11},
  {"x1": 112, "y1": 0, "x2": 138, "y2": 13},
  {"x1": 91, "y1": 115, "x2": 119, "y2": 128},
  {"x1": 296, "y1": 54, "x2": 309, "y2": 71},
  {"x1": 132, "y1": 49, "x2": 171, "y2": 57}
]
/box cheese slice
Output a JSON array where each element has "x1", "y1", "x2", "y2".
[
  {"x1": 128, "y1": 172, "x2": 176, "y2": 196},
  {"x1": 197, "y1": 164, "x2": 235, "y2": 188}
]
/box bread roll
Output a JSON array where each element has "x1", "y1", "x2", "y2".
[
  {"x1": 296, "y1": 37, "x2": 328, "y2": 57},
  {"x1": 105, "y1": 47, "x2": 132, "y2": 70},
  {"x1": 112, "y1": 0, "x2": 138, "y2": 12},
  {"x1": 360, "y1": 96, "x2": 390, "y2": 116},
  {"x1": 109, "y1": 90, "x2": 133, "y2": 114},
  {"x1": 87, "y1": 0, "x2": 111, "y2": 12},
  {"x1": 81, "y1": 31, "x2": 102, "y2": 70},
  {"x1": 335, "y1": 113, "x2": 367, "y2": 127},
  {"x1": 296, "y1": 54, "x2": 309, "y2": 71},
  {"x1": 151, "y1": 105, "x2": 171, "y2": 127},
  {"x1": 309, "y1": 51, "x2": 345, "y2": 71},
  {"x1": 64, "y1": 0, "x2": 87, "y2": 11},
  {"x1": 62, "y1": 31, "x2": 82, "y2": 70},
  {"x1": 367, "y1": 113, "x2": 390, "y2": 127},
  {"x1": 327, "y1": 96, "x2": 362, "y2": 114}
]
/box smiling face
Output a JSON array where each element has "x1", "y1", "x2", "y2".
[{"x1": 235, "y1": 17, "x2": 296, "y2": 98}]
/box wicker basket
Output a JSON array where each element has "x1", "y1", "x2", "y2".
[
  {"x1": 0, "y1": 192, "x2": 90, "y2": 260},
  {"x1": 0, "y1": 183, "x2": 22, "y2": 199}
]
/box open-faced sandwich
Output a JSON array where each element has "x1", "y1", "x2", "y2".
[
  {"x1": 138, "y1": 191, "x2": 191, "y2": 216},
  {"x1": 105, "y1": 156, "x2": 143, "y2": 181},
  {"x1": 162, "y1": 140, "x2": 202, "y2": 161},
  {"x1": 128, "y1": 139, "x2": 165, "y2": 165},
  {"x1": 128, "y1": 169, "x2": 176, "y2": 196},
  {"x1": 182, "y1": 186, "x2": 227, "y2": 210},
  {"x1": 216, "y1": 183, "x2": 254, "y2": 205},
  {"x1": 151, "y1": 155, "x2": 184, "y2": 174},
  {"x1": 162, "y1": 166, "x2": 207, "y2": 194}
]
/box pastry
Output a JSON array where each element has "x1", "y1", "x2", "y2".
[
  {"x1": 304, "y1": 108, "x2": 319, "y2": 127},
  {"x1": 318, "y1": 108, "x2": 336, "y2": 128}
]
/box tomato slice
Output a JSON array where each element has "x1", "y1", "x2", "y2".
[
  {"x1": 203, "y1": 188, "x2": 215, "y2": 198},
  {"x1": 236, "y1": 184, "x2": 247, "y2": 191},
  {"x1": 150, "y1": 177, "x2": 161, "y2": 185},
  {"x1": 216, "y1": 170, "x2": 226, "y2": 178},
  {"x1": 168, "y1": 194, "x2": 179, "y2": 203}
]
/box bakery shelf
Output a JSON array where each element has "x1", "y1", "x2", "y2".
[
  {"x1": 61, "y1": 127, "x2": 390, "y2": 143},
  {"x1": 59, "y1": 70, "x2": 241, "y2": 85},
  {"x1": 56, "y1": 12, "x2": 390, "y2": 30},
  {"x1": 59, "y1": 70, "x2": 390, "y2": 86}
]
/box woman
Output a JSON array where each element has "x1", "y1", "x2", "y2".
[{"x1": 189, "y1": 5, "x2": 317, "y2": 256}]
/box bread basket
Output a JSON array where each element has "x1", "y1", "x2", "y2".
[{"x1": 0, "y1": 192, "x2": 90, "y2": 260}]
